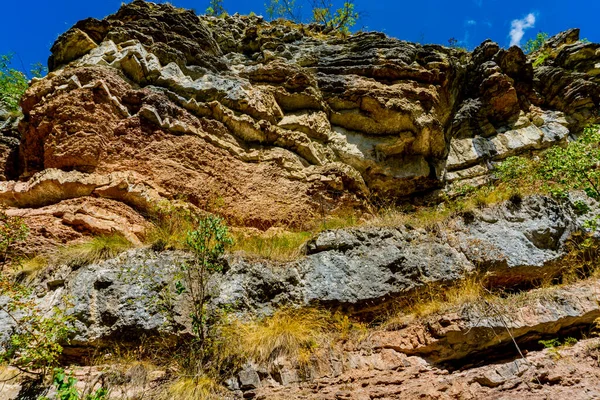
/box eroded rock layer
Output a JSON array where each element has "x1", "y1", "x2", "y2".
[{"x1": 0, "y1": 1, "x2": 598, "y2": 232}]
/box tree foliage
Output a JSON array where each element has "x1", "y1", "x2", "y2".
[
  {"x1": 0, "y1": 209, "x2": 75, "y2": 376},
  {"x1": 0, "y1": 54, "x2": 28, "y2": 114},
  {"x1": 311, "y1": 0, "x2": 359, "y2": 34},
  {"x1": 523, "y1": 32, "x2": 549, "y2": 54},
  {"x1": 265, "y1": 0, "x2": 301, "y2": 22},
  {"x1": 206, "y1": 0, "x2": 226, "y2": 16},
  {"x1": 265, "y1": 0, "x2": 359, "y2": 34},
  {"x1": 0, "y1": 54, "x2": 46, "y2": 115}
]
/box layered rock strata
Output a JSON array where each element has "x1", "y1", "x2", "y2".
[{"x1": 0, "y1": 1, "x2": 598, "y2": 235}]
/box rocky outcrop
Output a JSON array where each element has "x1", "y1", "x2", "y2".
[
  {"x1": 227, "y1": 279, "x2": 600, "y2": 398},
  {"x1": 0, "y1": 249, "x2": 190, "y2": 359},
  {"x1": 215, "y1": 195, "x2": 586, "y2": 314},
  {"x1": 1, "y1": 3, "x2": 600, "y2": 398},
  {"x1": 0, "y1": 1, "x2": 596, "y2": 234},
  {"x1": 0, "y1": 106, "x2": 20, "y2": 181},
  {"x1": 371, "y1": 279, "x2": 600, "y2": 364},
  {"x1": 254, "y1": 336, "x2": 600, "y2": 399},
  {"x1": 3, "y1": 194, "x2": 587, "y2": 356}
]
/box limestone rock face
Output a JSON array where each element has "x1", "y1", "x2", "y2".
[
  {"x1": 2, "y1": 1, "x2": 596, "y2": 234},
  {"x1": 1, "y1": 194, "x2": 583, "y2": 355},
  {"x1": 213, "y1": 195, "x2": 584, "y2": 314}
]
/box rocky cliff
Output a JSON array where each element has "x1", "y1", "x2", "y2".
[
  {"x1": 1, "y1": 0, "x2": 598, "y2": 243},
  {"x1": 1, "y1": 1, "x2": 600, "y2": 399}
]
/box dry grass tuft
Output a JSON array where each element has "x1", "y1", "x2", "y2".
[
  {"x1": 368, "y1": 184, "x2": 523, "y2": 231},
  {"x1": 216, "y1": 307, "x2": 368, "y2": 370},
  {"x1": 55, "y1": 233, "x2": 133, "y2": 268},
  {"x1": 142, "y1": 182, "x2": 526, "y2": 263},
  {"x1": 383, "y1": 275, "x2": 490, "y2": 327},
  {"x1": 14, "y1": 255, "x2": 49, "y2": 282},
  {"x1": 144, "y1": 202, "x2": 196, "y2": 251},
  {"x1": 163, "y1": 376, "x2": 227, "y2": 400},
  {"x1": 231, "y1": 228, "x2": 312, "y2": 261},
  {"x1": 220, "y1": 308, "x2": 331, "y2": 366},
  {"x1": 0, "y1": 365, "x2": 21, "y2": 382}
]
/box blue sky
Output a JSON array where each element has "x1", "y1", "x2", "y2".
[{"x1": 0, "y1": 0, "x2": 598, "y2": 74}]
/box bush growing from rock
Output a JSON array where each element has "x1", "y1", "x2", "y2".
[
  {"x1": 0, "y1": 55, "x2": 28, "y2": 115},
  {"x1": 523, "y1": 32, "x2": 549, "y2": 54},
  {"x1": 0, "y1": 54, "x2": 46, "y2": 116},
  {"x1": 38, "y1": 368, "x2": 108, "y2": 400},
  {"x1": 205, "y1": 0, "x2": 225, "y2": 16},
  {"x1": 0, "y1": 209, "x2": 75, "y2": 377},
  {"x1": 265, "y1": 0, "x2": 359, "y2": 34},
  {"x1": 495, "y1": 125, "x2": 600, "y2": 200}
]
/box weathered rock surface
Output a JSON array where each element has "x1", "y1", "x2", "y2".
[
  {"x1": 371, "y1": 279, "x2": 600, "y2": 363},
  {"x1": 221, "y1": 279, "x2": 600, "y2": 399},
  {"x1": 3, "y1": 194, "x2": 587, "y2": 355},
  {"x1": 1, "y1": 3, "x2": 600, "y2": 399},
  {"x1": 0, "y1": 106, "x2": 20, "y2": 181},
  {"x1": 214, "y1": 195, "x2": 585, "y2": 314},
  {"x1": 253, "y1": 336, "x2": 600, "y2": 399},
  {"x1": 0, "y1": 249, "x2": 190, "y2": 359},
  {"x1": 0, "y1": 1, "x2": 597, "y2": 235}
]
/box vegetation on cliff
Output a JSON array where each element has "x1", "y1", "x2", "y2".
[
  {"x1": 0, "y1": 1, "x2": 600, "y2": 398},
  {"x1": 0, "y1": 54, "x2": 45, "y2": 115},
  {"x1": 0, "y1": 55, "x2": 28, "y2": 115}
]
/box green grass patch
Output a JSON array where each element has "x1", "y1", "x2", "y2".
[{"x1": 55, "y1": 233, "x2": 133, "y2": 268}]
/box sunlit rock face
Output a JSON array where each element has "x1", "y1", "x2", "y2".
[{"x1": 1, "y1": 1, "x2": 598, "y2": 236}]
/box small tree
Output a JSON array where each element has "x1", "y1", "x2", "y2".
[
  {"x1": 523, "y1": 32, "x2": 549, "y2": 54},
  {"x1": 311, "y1": 0, "x2": 359, "y2": 34},
  {"x1": 0, "y1": 54, "x2": 28, "y2": 115},
  {"x1": 206, "y1": 0, "x2": 226, "y2": 16},
  {"x1": 265, "y1": 0, "x2": 301, "y2": 22},
  {"x1": 178, "y1": 215, "x2": 233, "y2": 342},
  {"x1": 0, "y1": 208, "x2": 75, "y2": 377},
  {"x1": 0, "y1": 54, "x2": 47, "y2": 116}
]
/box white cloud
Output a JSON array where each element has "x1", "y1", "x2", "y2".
[
  {"x1": 509, "y1": 13, "x2": 536, "y2": 47},
  {"x1": 466, "y1": 20, "x2": 477, "y2": 26}
]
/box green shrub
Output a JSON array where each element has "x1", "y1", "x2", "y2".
[
  {"x1": 539, "y1": 338, "x2": 561, "y2": 349},
  {"x1": 0, "y1": 295, "x2": 75, "y2": 375},
  {"x1": 533, "y1": 51, "x2": 550, "y2": 67},
  {"x1": 39, "y1": 368, "x2": 108, "y2": 400},
  {"x1": 0, "y1": 211, "x2": 75, "y2": 377},
  {"x1": 523, "y1": 32, "x2": 549, "y2": 54},
  {"x1": 538, "y1": 125, "x2": 600, "y2": 199},
  {"x1": 496, "y1": 125, "x2": 600, "y2": 200},
  {"x1": 205, "y1": 0, "x2": 225, "y2": 16},
  {"x1": 494, "y1": 156, "x2": 534, "y2": 184},
  {"x1": 0, "y1": 55, "x2": 28, "y2": 114}
]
